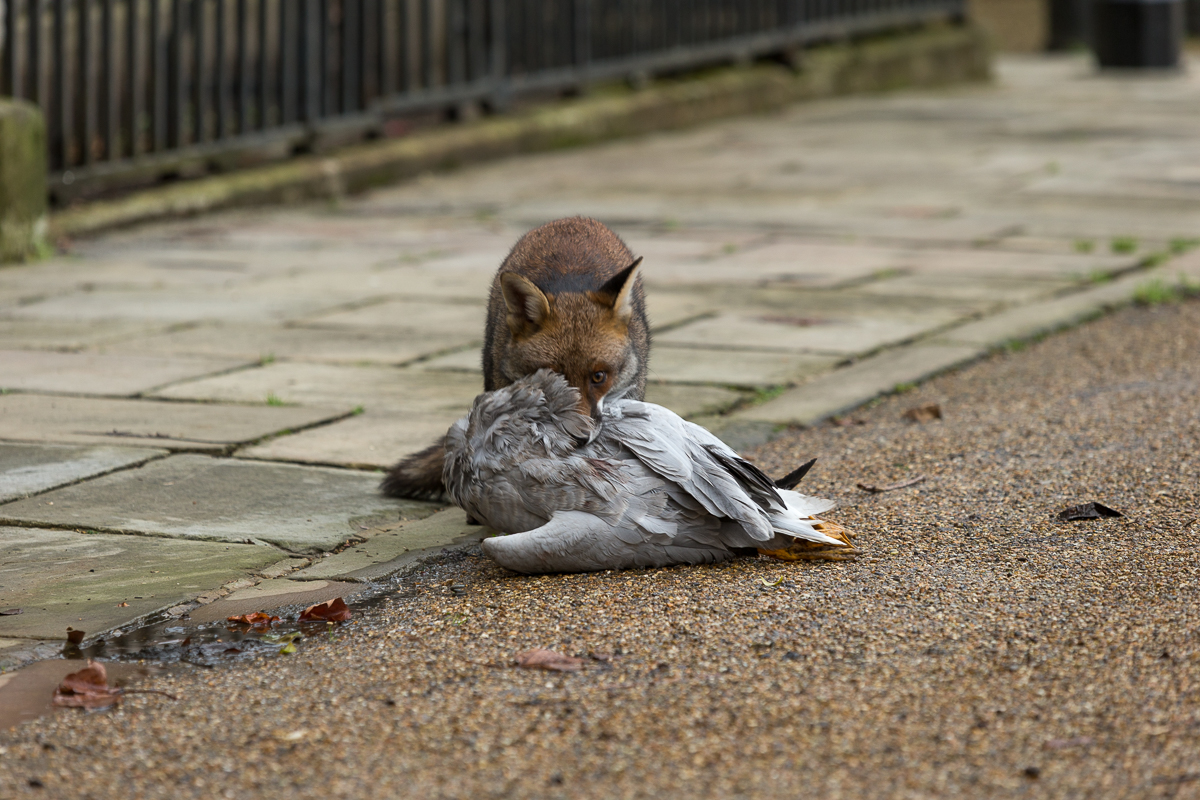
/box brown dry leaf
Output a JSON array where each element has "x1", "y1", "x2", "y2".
[
  {"x1": 829, "y1": 416, "x2": 867, "y2": 427},
  {"x1": 117, "y1": 601, "x2": 129, "y2": 607},
  {"x1": 0, "y1": 608, "x2": 22, "y2": 616},
  {"x1": 857, "y1": 475, "x2": 926, "y2": 493},
  {"x1": 226, "y1": 612, "x2": 281, "y2": 628},
  {"x1": 759, "y1": 519, "x2": 860, "y2": 562},
  {"x1": 300, "y1": 598, "x2": 352, "y2": 623},
  {"x1": 903, "y1": 403, "x2": 942, "y2": 423},
  {"x1": 66, "y1": 628, "x2": 85, "y2": 645},
  {"x1": 52, "y1": 661, "x2": 123, "y2": 709},
  {"x1": 514, "y1": 649, "x2": 586, "y2": 672}
]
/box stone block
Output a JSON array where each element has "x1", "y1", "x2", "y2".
[
  {"x1": 152, "y1": 361, "x2": 482, "y2": 413},
  {"x1": 290, "y1": 507, "x2": 486, "y2": 582},
  {"x1": 0, "y1": 443, "x2": 167, "y2": 503},
  {"x1": 103, "y1": 321, "x2": 473, "y2": 366},
  {"x1": 648, "y1": 346, "x2": 838, "y2": 388},
  {"x1": 0, "y1": 393, "x2": 349, "y2": 450},
  {"x1": 734, "y1": 343, "x2": 985, "y2": 425},
  {"x1": 0, "y1": 99, "x2": 47, "y2": 263},
  {"x1": 238, "y1": 408, "x2": 460, "y2": 468},
  {"x1": 0, "y1": 526, "x2": 282, "y2": 640},
  {"x1": 0, "y1": 349, "x2": 248, "y2": 396},
  {"x1": 0, "y1": 454, "x2": 437, "y2": 552}
]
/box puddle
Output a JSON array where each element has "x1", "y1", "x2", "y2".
[{"x1": 0, "y1": 547, "x2": 478, "y2": 731}]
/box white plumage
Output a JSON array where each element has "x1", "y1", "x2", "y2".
[{"x1": 443, "y1": 369, "x2": 850, "y2": 574}]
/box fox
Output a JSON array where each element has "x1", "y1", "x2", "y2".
[{"x1": 380, "y1": 216, "x2": 650, "y2": 500}]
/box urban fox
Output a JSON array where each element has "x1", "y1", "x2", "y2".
[{"x1": 380, "y1": 216, "x2": 650, "y2": 499}]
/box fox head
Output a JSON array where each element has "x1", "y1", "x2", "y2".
[{"x1": 498, "y1": 257, "x2": 644, "y2": 420}]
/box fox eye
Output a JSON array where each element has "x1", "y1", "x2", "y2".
[{"x1": 590, "y1": 370, "x2": 607, "y2": 385}]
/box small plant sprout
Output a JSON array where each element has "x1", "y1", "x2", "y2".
[
  {"x1": 1074, "y1": 239, "x2": 1095, "y2": 254},
  {"x1": 1111, "y1": 236, "x2": 1138, "y2": 254},
  {"x1": 266, "y1": 393, "x2": 286, "y2": 406}
]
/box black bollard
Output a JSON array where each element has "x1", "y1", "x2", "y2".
[{"x1": 1092, "y1": 0, "x2": 1184, "y2": 68}]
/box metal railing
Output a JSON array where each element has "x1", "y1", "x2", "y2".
[{"x1": 1, "y1": 0, "x2": 964, "y2": 201}]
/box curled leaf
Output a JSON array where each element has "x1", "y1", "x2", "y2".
[
  {"x1": 66, "y1": 628, "x2": 85, "y2": 645},
  {"x1": 761, "y1": 576, "x2": 785, "y2": 587},
  {"x1": 902, "y1": 403, "x2": 942, "y2": 423},
  {"x1": 52, "y1": 661, "x2": 122, "y2": 709},
  {"x1": 1056, "y1": 502, "x2": 1122, "y2": 522},
  {"x1": 0, "y1": 608, "x2": 22, "y2": 616},
  {"x1": 300, "y1": 598, "x2": 351, "y2": 623},
  {"x1": 514, "y1": 649, "x2": 586, "y2": 672}
]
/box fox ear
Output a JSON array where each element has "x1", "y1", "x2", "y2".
[
  {"x1": 501, "y1": 272, "x2": 552, "y2": 338},
  {"x1": 598, "y1": 257, "x2": 643, "y2": 324}
]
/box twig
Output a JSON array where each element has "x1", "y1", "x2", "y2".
[
  {"x1": 856, "y1": 475, "x2": 926, "y2": 494},
  {"x1": 123, "y1": 689, "x2": 179, "y2": 701}
]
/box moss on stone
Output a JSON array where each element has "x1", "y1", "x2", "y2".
[{"x1": 0, "y1": 99, "x2": 48, "y2": 263}]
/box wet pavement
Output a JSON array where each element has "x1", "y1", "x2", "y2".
[{"x1": 2, "y1": 53, "x2": 1200, "y2": 670}]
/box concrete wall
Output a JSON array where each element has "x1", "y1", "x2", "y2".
[{"x1": 0, "y1": 99, "x2": 48, "y2": 263}]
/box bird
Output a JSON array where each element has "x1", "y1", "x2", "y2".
[{"x1": 443, "y1": 369, "x2": 855, "y2": 574}]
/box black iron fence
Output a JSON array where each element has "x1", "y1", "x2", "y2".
[{"x1": 1, "y1": 0, "x2": 964, "y2": 202}]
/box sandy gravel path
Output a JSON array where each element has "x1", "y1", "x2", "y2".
[{"x1": 1, "y1": 299, "x2": 1198, "y2": 798}]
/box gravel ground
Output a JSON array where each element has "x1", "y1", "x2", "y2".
[{"x1": 2, "y1": 299, "x2": 1199, "y2": 799}]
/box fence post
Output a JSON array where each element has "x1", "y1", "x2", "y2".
[
  {"x1": 0, "y1": 97, "x2": 48, "y2": 262},
  {"x1": 487, "y1": 0, "x2": 508, "y2": 110}
]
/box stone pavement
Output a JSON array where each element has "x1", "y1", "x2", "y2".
[{"x1": 2, "y1": 54, "x2": 1199, "y2": 666}]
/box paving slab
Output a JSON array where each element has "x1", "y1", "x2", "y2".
[
  {"x1": 0, "y1": 394, "x2": 349, "y2": 450},
  {"x1": 0, "y1": 443, "x2": 167, "y2": 503},
  {"x1": 732, "y1": 343, "x2": 985, "y2": 425},
  {"x1": 301, "y1": 298, "x2": 487, "y2": 335},
  {"x1": 0, "y1": 526, "x2": 283, "y2": 640},
  {"x1": 5, "y1": 287, "x2": 352, "y2": 325},
  {"x1": 0, "y1": 349, "x2": 248, "y2": 396},
  {"x1": 646, "y1": 346, "x2": 839, "y2": 387},
  {"x1": 238, "y1": 408, "x2": 461, "y2": 468},
  {"x1": 0, "y1": 455, "x2": 438, "y2": 552},
  {"x1": 855, "y1": 273, "x2": 1075, "y2": 303},
  {"x1": 0, "y1": 319, "x2": 167, "y2": 351},
  {"x1": 289, "y1": 507, "x2": 485, "y2": 582},
  {"x1": 99, "y1": 322, "x2": 474, "y2": 366},
  {"x1": 152, "y1": 361, "x2": 482, "y2": 413},
  {"x1": 643, "y1": 383, "x2": 746, "y2": 418},
  {"x1": 933, "y1": 268, "x2": 1170, "y2": 349},
  {"x1": 655, "y1": 308, "x2": 967, "y2": 355}
]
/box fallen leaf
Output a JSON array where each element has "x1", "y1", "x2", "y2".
[
  {"x1": 280, "y1": 642, "x2": 297, "y2": 655},
  {"x1": 1056, "y1": 502, "x2": 1122, "y2": 522},
  {"x1": 300, "y1": 598, "x2": 351, "y2": 622},
  {"x1": 761, "y1": 576, "x2": 786, "y2": 587},
  {"x1": 0, "y1": 608, "x2": 22, "y2": 616},
  {"x1": 52, "y1": 661, "x2": 122, "y2": 709},
  {"x1": 857, "y1": 475, "x2": 926, "y2": 493},
  {"x1": 226, "y1": 612, "x2": 281, "y2": 628},
  {"x1": 903, "y1": 403, "x2": 942, "y2": 423},
  {"x1": 829, "y1": 416, "x2": 866, "y2": 427},
  {"x1": 117, "y1": 602, "x2": 129, "y2": 607},
  {"x1": 514, "y1": 649, "x2": 586, "y2": 672},
  {"x1": 66, "y1": 628, "x2": 85, "y2": 645}
]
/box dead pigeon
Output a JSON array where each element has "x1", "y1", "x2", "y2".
[{"x1": 443, "y1": 369, "x2": 849, "y2": 573}]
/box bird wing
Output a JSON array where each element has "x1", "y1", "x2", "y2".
[{"x1": 599, "y1": 401, "x2": 776, "y2": 540}]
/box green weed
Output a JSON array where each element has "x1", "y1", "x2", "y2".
[
  {"x1": 1074, "y1": 239, "x2": 1095, "y2": 254},
  {"x1": 893, "y1": 382, "x2": 916, "y2": 394},
  {"x1": 1086, "y1": 269, "x2": 1111, "y2": 284},
  {"x1": 1111, "y1": 236, "x2": 1138, "y2": 254},
  {"x1": 1169, "y1": 238, "x2": 1200, "y2": 255},
  {"x1": 266, "y1": 393, "x2": 286, "y2": 406},
  {"x1": 259, "y1": 353, "x2": 276, "y2": 365}
]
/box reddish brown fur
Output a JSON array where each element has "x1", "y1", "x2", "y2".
[{"x1": 382, "y1": 217, "x2": 650, "y2": 500}]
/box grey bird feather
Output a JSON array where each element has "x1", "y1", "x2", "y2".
[{"x1": 444, "y1": 370, "x2": 846, "y2": 574}]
